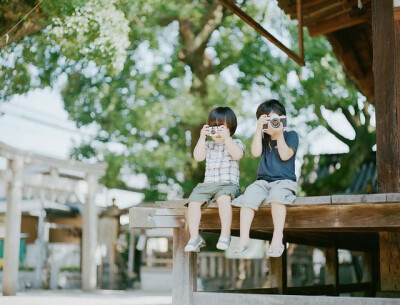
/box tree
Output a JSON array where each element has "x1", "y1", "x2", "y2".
[
  {"x1": 0, "y1": 0, "x2": 87, "y2": 47},
  {"x1": 0, "y1": 0, "x2": 375, "y2": 199},
  {"x1": 288, "y1": 34, "x2": 376, "y2": 195}
]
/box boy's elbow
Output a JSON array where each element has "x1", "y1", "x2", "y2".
[
  {"x1": 280, "y1": 153, "x2": 294, "y2": 161},
  {"x1": 232, "y1": 151, "x2": 244, "y2": 161},
  {"x1": 194, "y1": 155, "x2": 205, "y2": 162},
  {"x1": 252, "y1": 152, "x2": 261, "y2": 157}
]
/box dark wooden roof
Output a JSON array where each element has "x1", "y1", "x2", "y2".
[
  {"x1": 277, "y1": 0, "x2": 374, "y2": 102},
  {"x1": 300, "y1": 153, "x2": 377, "y2": 194}
]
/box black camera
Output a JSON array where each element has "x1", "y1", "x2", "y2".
[{"x1": 263, "y1": 113, "x2": 287, "y2": 130}]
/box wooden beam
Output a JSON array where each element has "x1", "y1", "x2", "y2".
[
  {"x1": 192, "y1": 291, "x2": 400, "y2": 305},
  {"x1": 205, "y1": 229, "x2": 379, "y2": 251},
  {"x1": 372, "y1": 0, "x2": 400, "y2": 193},
  {"x1": 129, "y1": 207, "x2": 185, "y2": 228},
  {"x1": 297, "y1": 0, "x2": 304, "y2": 60},
  {"x1": 308, "y1": 14, "x2": 368, "y2": 37},
  {"x1": 215, "y1": 0, "x2": 305, "y2": 66},
  {"x1": 155, "y1": 193, "x2": 395, "y2": 208},
  {"x1": 395, "y1": 7, "x2": 400, "y2": 22},
  {"x1": 132, "y1": 201, "x2": 400, "y2": 230},
  {"x1": 306, "y1": 0, "x2": 347, "y2": 18},
  {"x1": 200, "y1": 203, "x2": 400, "y2": 231},
  {"x1": 0, "y1": 141, "x2": 106, "y2": 175},
  {"x1": 303, "y1": 3, "x2": 366, "y2": 27}
]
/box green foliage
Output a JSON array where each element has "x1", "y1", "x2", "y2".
[{"x1": 0, "y1": 0, "x2": 376, "y2": 199}]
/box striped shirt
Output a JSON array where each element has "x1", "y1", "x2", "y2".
[{"x1": 204, "y1": 139, "x2": 245, "y2": 185}]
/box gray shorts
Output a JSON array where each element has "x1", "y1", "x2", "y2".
[
  {"x1": 186, "y1": 182, "x2": 240, "y2": 207},
  {"x1": 232, "y1": 179, "x2": 297, "y2": 211}
]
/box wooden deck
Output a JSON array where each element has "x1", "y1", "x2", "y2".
[
  {"x1": 129, "y1": 194, "x2": 400, "y2": 305},
  {"x1": 130, "y1": 193, "x2": 400, "y2": 232}
]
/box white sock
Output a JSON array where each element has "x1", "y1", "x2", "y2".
[
  {"x1": 189, "y1": 236, "x2": 199, "y2": 243},
  {"x1": 219, "y1": 236, "x2": 230, "y2": 242}
]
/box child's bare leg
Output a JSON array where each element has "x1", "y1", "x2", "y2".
[
  {"x1": 234, "y1": 207, "x2": 255, "y2": 252},
  {"x1": 269, "y1": 202, "x2": 286, "y2": 252},
  {"x1": 187, "y1": 201, "x2": 203, "y2": 241},
  {"x1": 216, "y1": 195, "x2": 232, "y2": 239}
]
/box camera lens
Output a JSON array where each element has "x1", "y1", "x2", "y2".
[{"x1": 271, "y1": 119, "x2": 280, "y2": 128}]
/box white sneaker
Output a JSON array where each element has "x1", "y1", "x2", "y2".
[
  {"x1": 184, "y1": 235, "x2": 206, "y2": 252},
  {"x1": 216, "y1": 236, "x2": 231, "y2": 250}
]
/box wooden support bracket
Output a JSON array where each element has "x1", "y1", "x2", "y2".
[{"x1": 216, "y1": 0, "x2": 305, "y2": 66}]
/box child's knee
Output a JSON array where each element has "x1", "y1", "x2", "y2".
[
  {"x1": 188, "y1": 201, "x2": 204, "y2": 207},
  {"x1": 216, "y1": 194, "x2": 231, "y2": 205}
]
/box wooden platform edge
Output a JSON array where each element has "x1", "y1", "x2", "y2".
[
  {"x1": 129, "y1": 207, "x2": 185, "y2": 228},
  {"x1": 155, "y1": 193, "x2": 400, "y2": 208},
  {"x1": 192, "y1": 292, "x2": 400, "y2": 305}
]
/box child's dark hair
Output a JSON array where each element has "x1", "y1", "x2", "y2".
[
  {"x1": 208, "y1": 106, "x2": 237, "y2": 136},
  {"x1": 256, "y1": 99, "x2": 286, "y2": 119}
]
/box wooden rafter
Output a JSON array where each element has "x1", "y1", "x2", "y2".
[
  {"x1": 308, "y1": 14, "x2": 369, "y2": 37},
  {"x1": 216, "y1": 0, "x2": 305, "y2": 66}
]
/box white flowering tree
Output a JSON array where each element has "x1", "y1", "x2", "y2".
[{"x1": 50, "y1": 0, "x2": 130, "y2": 75}]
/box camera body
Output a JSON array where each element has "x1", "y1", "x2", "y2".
[
  {"x1": 209, "y1": 126, "x2": 219, "y2": 136},
  {"x1": 263, "y1": 113, "x2": 287, "y2": 130}
]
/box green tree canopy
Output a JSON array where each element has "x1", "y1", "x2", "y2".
[{"x1": 0, "y1": 0, "x2": 375, "y2": 198}]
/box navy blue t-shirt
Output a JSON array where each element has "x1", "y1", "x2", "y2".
[{"x1": 257, "y1": 130, "x2": 299, "y2": 182}]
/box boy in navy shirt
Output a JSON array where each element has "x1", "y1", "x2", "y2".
[{"x1": 232, "y1": 99, "x2": 298, "y2": 257}]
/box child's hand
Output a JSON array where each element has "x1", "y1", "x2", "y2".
[
  {"x1": 264, "y1": 122, "x2": 284, "y2": 136},
  {"x1": 200, "y1": 125, "x2": 210, "y2": 139},
  {"x1": 219, "y1": 125, "x2": 230, "y2": 140},
  {"x1": 257, "y1": 115, "x2": 268, "y2": 132}
]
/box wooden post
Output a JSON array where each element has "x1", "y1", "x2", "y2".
[
  {"x1": 372, "y1": 0, "x2": 400, "y2": 293},
  {"x1": 34, "y1": 189, "x2": 47, "y2": 289},
  {"x1": 127, "y1": 228, "x2": 135, "y2": 287},
  {"x1": 172, "y1": 228, "x2": 196, "y2": 305},
  {"x1": 372, "y1": 0, "x2": 400, "y2": 193},
  {"x1": 361, "y1": 252, "x2": 375, "y2": 296},
  {"x1": 395, "y1": 2, "x2": 400, "y2": 165},
  {"x1": 2, "y1": 157, "x2": 23, "y2": 296},
  {"x1": 268, "y1": 244, "x2": 287, "y2": 294},
  {"x1": 324, "y1": 248, "x2": 339, "y2": 296},
  {"x1": 82, "y1": 173, "x2": 98, "y2": 291},
  {"x1": 379, "y1": 232, "x2": 400, "y2": 292}
]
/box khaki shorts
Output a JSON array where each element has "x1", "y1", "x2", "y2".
[
  {"x1": 186, "y1": 182, "x2": 240, "y2": 207},
  {"x1": 232, "y1": 179, "x2": 297, "y2": 211}
]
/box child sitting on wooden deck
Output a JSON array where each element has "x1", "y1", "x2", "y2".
[
  {"x1": 232, "y1": 99, "x2": 298, "y2": 257},
  {"x1": 184, "y1": 106, "x2": 245, "y2": 252}
]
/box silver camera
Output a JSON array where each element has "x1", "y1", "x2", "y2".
[
  {"x1": 209, "y1": 126, "x2": 219, "y2": 136},
  {"x1": 263, "y1": 113, "x2": 287, "y2": 130}
]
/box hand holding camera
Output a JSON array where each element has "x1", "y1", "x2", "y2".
[
  {"x1": 200, "y1": 124, "x2": 210, "y2": 139},
  {"x1": 257, "y1": 115, "x2": 269, "y2": 132},
  {"x1": 218, "y1": 125, "x2": 230, "y2": 140},
  {"x1": 263, "y1": 113, "x2": 287, "y2": 133}
]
